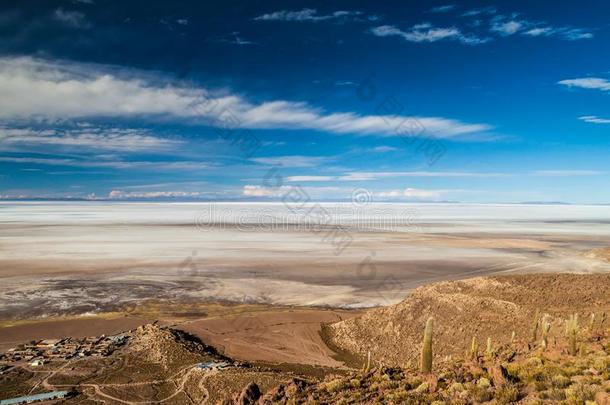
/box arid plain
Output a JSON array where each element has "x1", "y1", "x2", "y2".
[{"x1": 2, "y1": 201, "x2": 610, "y2": 322}]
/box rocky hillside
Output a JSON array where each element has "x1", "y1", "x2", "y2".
[
  {"x1": 246, "y1": 343, "x2": 610, "y2": 404},
  {"x1": 130, "y1": 323, "x2": 221, "y2": 369},
  {"x1": 327, "y1": 274, "x2": 610, "y2": 368}
]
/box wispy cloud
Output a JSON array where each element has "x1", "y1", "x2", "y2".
[
  {"x1": 108, "y1": 190, "x2": 204, "y2": 199},
  {"x1": 429, "y1": 5, "x2": 456, "y2": 13},
  {"x1": 251, "y1": 155, "x2": 329, "y2": 168},
  {"x1": 285, "y1": 171, "x2": 509, "y2": 182},
  {"x1": 558, "y1": 77, "x2": 610, "y2": 92},
  {"x1": 490, "y1": 15, "x2": 593, "y2": 40},
  {"x1": 285, "y1": 175, "x2": 336, "y2": 182},
  {"x1": 0, "y1": 126, "x2": 180, "y2": 152},
  {"x1": 490, "y1": 17, "x2": 524, "y2": 36},
  {"x1": 533, "y1": 170, "x2": 604, "y2": 176},
  {"x1": 461, "y1": 7, "x2": 497, "y2": 17},
  {"x1": 579, "y1": 115, "x2": 610, "y2": 124},
  {"x1": 0, "y1": 156, "x2": 209, "y2": 171},
  {"x1": 376, "y1": 188, "x2": 445, "y2": 200},
  {"x1": 372, "y1": 146, "x2": 397, "y2": 153},
  {"x1": 371, "y1": 24, "x2": 489, "y2": 45},
  {"x1": 284, "y1": 169, "x2": 604, "y2": 182},
  {"x1": 242, "y1": 184, "x2": 341, "y2": 197},
  {"x1": 253, "y1": 9, "x2": 363, "y2": 22},
  {"x1": 376, "y1": 9, "x2": 594, "y2": 45},
  {"x1": 53, "y1": 8, "x2": 90, "y2": 28},
  {"x1": 0, "y1": 57, "x2": 493, "y2": 140},
  {"x1": 210, "y1": 32, "x2": 256, "y2": 46},
  {"x1": 524, "y1": 27, "x2": 593, "y2": 40}
]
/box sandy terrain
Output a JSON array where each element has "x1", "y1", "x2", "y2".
[{"x1": 177, "y1": 309, "x2": 360, "y2": 367}]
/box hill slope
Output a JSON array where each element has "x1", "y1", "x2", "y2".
[{"x1": 328, "y1": 274, "x2": 610, "y2": 367}]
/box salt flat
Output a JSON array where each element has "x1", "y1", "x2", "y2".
[{"x1": 1, "y1": 202, "x2": 609, "y2": 319}]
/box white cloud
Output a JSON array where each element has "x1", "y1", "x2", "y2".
[
  {"x1": 376, "y1": 188, "x2": 444, "y2": 200},
  {"x1": 253, "y1": 9, "x2": 362, "y2": 22},
  {"x1": 284, "y1": 171, "x2": 509, "y2": 182},
  {"x1": 0, "y1": 126, "x2": 179, "y2": 152},
  {"x1": 242, "y1": 184, "x2": 341, "y2": 197},
  {"x1": 490, "y1": 15, "x2": 593, "y2": 40},
  {"x1": 429, "y1": 5, "x2": 456, "y2": 13},
  {"x1": 522, "y1": 26, "x2": 593, "y2": 40},
  {"x1": 561, "y1": 28, "x2": 594, "y2": 40},
  {"x1": 211, "y1": 32, "x2": 256, "y2": 46},
  {"x1": 285, "y1": 170, "x2": 599, "y2": 182},
  {"x1": 558, "y1": 77, "x2": 610, "y2": 92},
  {"x1": 285, "y1": 175, "x2": 336, "y2": 182},
  {"x1": 523, "y1": 27, "x2": 554, "y2": 37},
  {"x1": 461, "y1": 7, "x2": 497, "y2": 17},
  {"x1": 251, "y1": 156, "x2": 329, "y2": 167},
  {"x1": 340, "y1": 171, "x2": 507, "y2": 181},
  {"x1": 0, "y1": 156, "x2": 209, "y2": 170},
  {"x1": 579, "y1": 115, "x2": 610, "y2": 124},
  {"x1": 490, "y1": 19, "x2": 524, "y2": 36},
  {"x1": 533, "y1": 170, "x2": 603, "y2": 176},
  {"x1": 0, "y1": 57, "x2": 493, "y2": 140},
  {"x1": 53, "y1": 8, "x2": 90, "y2": 28},
  {"x1": 370, "y1": 24, "x2": 489, "y2": 45},
  {"x1": 372, "y1": 146, "x2": 397, "y2": 152},
  {"x1": 242, "y1": 185, "x2": 292, "y2": 197},
  {"x1": 108, "y1": 190, "x2": 203, "y2": 199}
]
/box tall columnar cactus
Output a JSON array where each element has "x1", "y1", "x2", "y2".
[
  {"x1": 362, "y1": 350, "x2": 371, "y2": 373},
  {"x1": 486, "y1": 337, "x2": 493, "y2": 358},
  {"x1": 420, "y1": 317, "x2": 434, "y2": 373},
  {"x1": 470, "y1": 336, "x2": 478, "y2": 361},
  {"x1": 541, "y1": 315, "x2": 551, "y2": 350},
  {"x1": 566, "y1": 313, "x2": 579, "y2": 356},
  {"x1": 589, "y1": 313, "x2": 595, "y2": 331},
  {"x1": 511, "y1": 330, "x2": 516, "y2": 344},
  {"x1": 531, "y1": 309, "x2": 540, "y2": 342}
]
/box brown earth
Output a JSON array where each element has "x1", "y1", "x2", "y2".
[
  {"x1": 177, "y1": 309, "x2": 361, "y2": 368},
  {"x1": 328, "y1": 274, "x2": 610, "y2": 368}
]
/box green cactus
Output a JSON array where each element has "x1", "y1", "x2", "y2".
[
  {"x1": 486, "y1": 337, "x2": 493, "y2": 358},
  {"x1": 420, "y1": 317, "x2": 434, "y2": 373},
  {"x1": 541, "y1": 315, "x2": 551, "y2": 350},
  {"x1": 470, "y1": 336, "x2": 478, "y2": 361},
  {"x1": 566, "y1": 313, "x2": 579, "y2": 356},
  {"x1": 531, "y1": 309, "x2": 540, "y2": 342},
  {"x1": 362, "y1": 350, "x2": 371, "y2": 372}
]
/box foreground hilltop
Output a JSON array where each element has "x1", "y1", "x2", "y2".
[
  {"x1": 327, "y1": 274, "x2": 610, "y2": 368},
  {"x1": 243, "y1": 274, "x2": 610, "y2": 404}
]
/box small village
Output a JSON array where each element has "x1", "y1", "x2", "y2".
[{"x1": 0, "y1": 333, "x2": 128, "y2": 368}]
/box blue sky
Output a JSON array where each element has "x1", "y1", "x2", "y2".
[{"x1": 0, "y1": 0, "x2": 609, "y2": 203}]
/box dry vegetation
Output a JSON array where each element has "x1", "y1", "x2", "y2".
[
  {"x1": 238, "y1": 310, "x2": 610, "y2": 404},
  {"x1": 327, "y1": 274, "x2": 610, "y2": 368}
]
